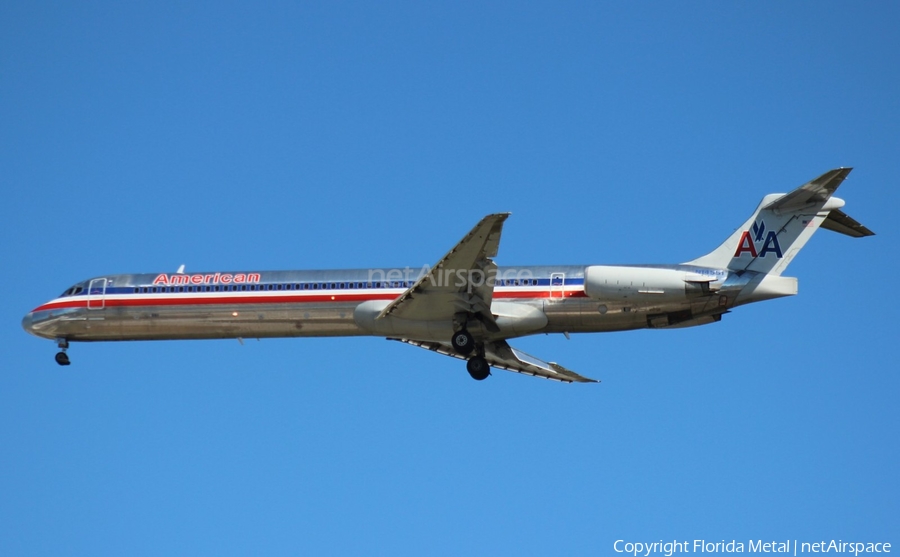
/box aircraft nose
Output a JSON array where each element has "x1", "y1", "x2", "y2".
[{"x1": 21, "y1": 312, "x2": 34, "y2": 335}]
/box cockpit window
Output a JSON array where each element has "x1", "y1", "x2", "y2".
[{"x1": 60, "y1": 285, "x2": 85, "y2": 297}]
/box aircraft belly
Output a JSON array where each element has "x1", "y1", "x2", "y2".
[
  {"x1": 37, "y1": 302, "x2": 369, "y2": 341},
  {"x1": 28, "y1": 308, "x2": 104, "y2": 340},
  {"x1": 546, "y1": 298, "x2": 703, "y2": 333},
  {"x1": 542, "y1": 298, "x2": 586, "y2": 331}
]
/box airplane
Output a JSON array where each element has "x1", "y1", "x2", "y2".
[{"x1": 22, "y1": 168, "x2": 873, "y2": 383}]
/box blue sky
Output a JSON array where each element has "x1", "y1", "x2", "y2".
[{"x1": 2, "y1": 2, "x2": 898, "y2": 555}]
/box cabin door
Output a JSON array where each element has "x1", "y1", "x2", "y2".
[
  {"x1": 86, "y1": 278, "x2": 107, "y2": 310},
  {"x1": 550, "y1": 273, "x2": 565, "y2": 299}
]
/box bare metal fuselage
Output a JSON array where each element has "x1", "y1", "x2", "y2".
[
  {"x1": 21, "y1": 169, "x2": 871, "y2": 381},
  {"x1": 23, "y1": 264, "x2": 780, "y2": 344}
]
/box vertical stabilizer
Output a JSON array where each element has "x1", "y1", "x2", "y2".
[{"x1": 686, "y1": 168, "x2": 853, "y2": 275}]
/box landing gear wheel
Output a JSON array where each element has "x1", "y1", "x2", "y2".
[
  {"x1": 54, "y1": 338, "x2": 70, "y2": 366},
  {"x1": 451, "y1": 329, "x2": 475, "y2": 355},
  {"x1": 466, "y1": 356, "x2": 490, "y2": 381}
]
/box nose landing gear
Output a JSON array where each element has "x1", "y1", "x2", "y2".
[{"x1": 55, "y1": 339, "x2": 70, "y2": 366}]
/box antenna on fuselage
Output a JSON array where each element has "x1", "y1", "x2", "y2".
[{"x1": 176, "y1": 264, "x2": 185, "y2": 274}]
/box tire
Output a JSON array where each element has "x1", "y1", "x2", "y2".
[
  {"x1": 451, "y1": 329, "x2": 475, "y2": 355},
  {"x1": 466, "y1": 356, "x2": 490, "y2": 381}
]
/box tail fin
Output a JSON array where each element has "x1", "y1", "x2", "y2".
[{"x1": 686, "y1": 168, "x2": 873, "y2": 275}]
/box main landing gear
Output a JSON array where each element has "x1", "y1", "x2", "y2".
[
  {"x1": 55, "y1": 338, "x2": 70, "y2": 366},
  {"x1": 451, "y1": 329, "x2": 475, "y2": 355},
  {"x1": 451, "y1": 329, "x2": 490, "y2": 381},
  {"x1": 466, "y1": 355, "x2": 490, "y2": 381}
]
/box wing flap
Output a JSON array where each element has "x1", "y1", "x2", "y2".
[{"x1": 393, "y1": 338, "x2": 598, "y2": 383}]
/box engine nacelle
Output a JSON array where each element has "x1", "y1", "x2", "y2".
[{"x1": 584, "y1": 265, "x2": 706, "y2": 302}]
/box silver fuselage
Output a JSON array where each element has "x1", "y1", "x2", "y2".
[{"x1": 22, "y1": 264, "x2": 792, "y2": 344}]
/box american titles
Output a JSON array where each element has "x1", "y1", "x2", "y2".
[{"x1": 152, "y1": 273, "x2": 261, "y2": 286}]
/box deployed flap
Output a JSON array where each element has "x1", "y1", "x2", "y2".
[
  {"x1": 764, "y1": 168, "x2": 851, "y2": 213},
  {"x1": 378, "y1": 213, "x2": 510, "y2": 325},
  {"x1": 394, "y1": 338, "x2": 598, "y2": 383},
  {"x1": 820, "y1": 209, "x2": 875, "y2": 238}
]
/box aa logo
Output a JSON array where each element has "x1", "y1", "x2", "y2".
[{"x1": 734, "y1": 220, "x2": 783, "y2": 258}]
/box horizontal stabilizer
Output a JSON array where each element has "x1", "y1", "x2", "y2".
[
  {"x1": 820, "y1": 209, "x2": 875, "y2": 238},
  {"x1": 763, "y1": 168, "x2": 852, "y2": 213}
]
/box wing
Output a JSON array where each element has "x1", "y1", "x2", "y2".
[
  {"x1": 394, "y1": 338, "x2": 598, "y2": 384},
  {"x1": 377, "y1": 213, "x2": 510, "y2": 330}
]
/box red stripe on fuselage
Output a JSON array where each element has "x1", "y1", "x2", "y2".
[{"x1": 32, "y1": 289, "x2": 587, "y2": 312}]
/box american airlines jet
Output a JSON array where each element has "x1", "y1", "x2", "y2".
[{"x1": 23, "y1": 169, "x2": 872, "y2": 383}]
